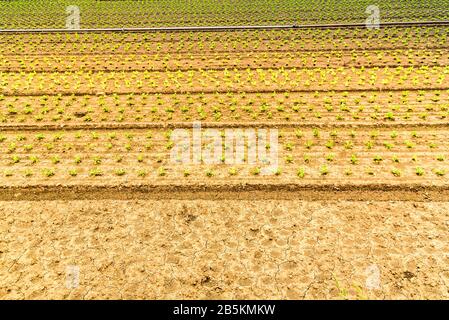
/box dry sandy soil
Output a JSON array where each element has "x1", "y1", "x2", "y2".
[{"x1": 1, "y1": 198, "x2": 448, "y2": 300}]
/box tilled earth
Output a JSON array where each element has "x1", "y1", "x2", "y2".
[{"x1": 1, "y1": 199, "x2": 448, "y2": 299}]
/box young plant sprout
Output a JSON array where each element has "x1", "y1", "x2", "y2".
[
  {"x1": 415, "y1": 167, "x2": 425, "y2": 176},
  {"x1": 320, "y1": 165, "x2": 329, "y2": 176},
  {"x1": 297, "y1": 167, "x2": 305, "y2": 178}
]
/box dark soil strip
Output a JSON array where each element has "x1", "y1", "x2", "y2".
[
  {"x1": 0, "y1": 183, "x2": 447, "y2": 201},
  {"x1": 2, "y1": 20, "x2": 449, "y2": 34},
  {"x1": 2, "y1": 86, "x2": 449, "y2": 98},
  {"x1": 1, "y1": 121, "x2": 448, "y2": 132}
]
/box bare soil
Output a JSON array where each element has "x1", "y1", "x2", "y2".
[{"x1": 1, "y1": 199, "x2": 448, "y2": 299}]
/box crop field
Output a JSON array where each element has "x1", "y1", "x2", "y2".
[
  {"x1": 1, "y1": 1, "x2": 449, "y2": 301},
  {"x1": 2, "y1": 0, "x2": 449, "y2": 29},
  {"x1": 1, "y1": 27, "x2": 449, "y2": 189}
]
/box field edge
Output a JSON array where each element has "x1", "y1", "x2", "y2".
[{"x1": 2, "y1": 183, "x2": 449, "y2": 201}]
